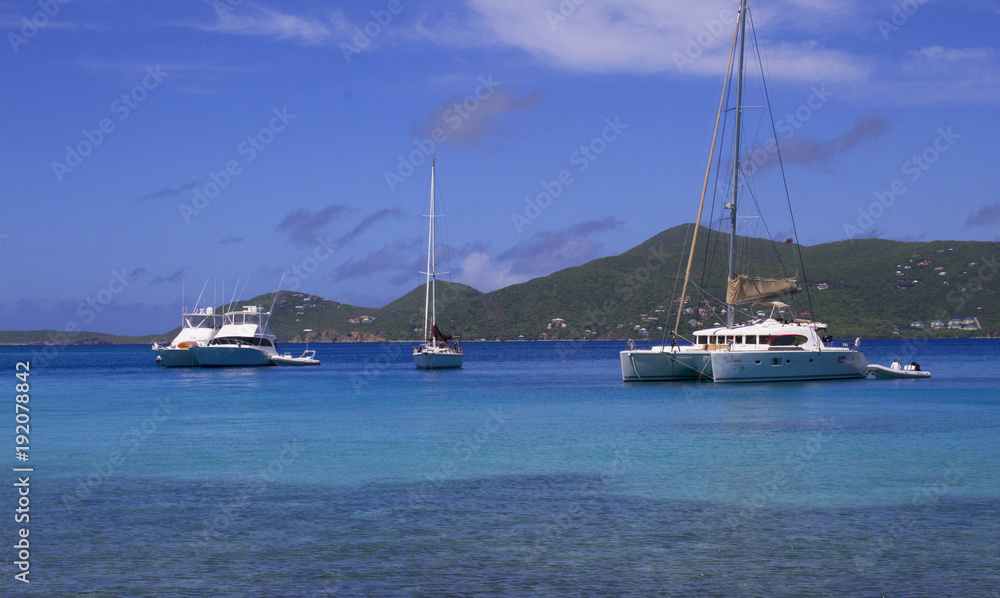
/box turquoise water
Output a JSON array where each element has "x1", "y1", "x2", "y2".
[{"x1": 2, "y1": 339, "x2": 999, "y2": 596}]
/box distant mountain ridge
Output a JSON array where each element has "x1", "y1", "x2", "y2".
[{"x1": 4, "y1": 225, "x2": 998, "y2": 345}]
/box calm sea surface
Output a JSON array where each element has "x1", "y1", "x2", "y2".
[{"x1": 2, "y1": 339, "x2": 998, "y2": 597}]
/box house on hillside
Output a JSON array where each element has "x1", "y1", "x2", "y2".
[
  {"x1": 947, "y1": 319, "x2": 963, "y2": 329},
  {"x1": 911, "y1": 321, "x2": 923, "y2": 328},
  {"x1": 816, "y1": 283, "x2": 828, "y2": 290},
  {"x1": 931, "y1": 320, "x2": 944, "y2": 329}
]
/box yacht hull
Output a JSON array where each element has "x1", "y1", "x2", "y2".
[
  {"x1": 710, "y1": 349, "x2": 868, "y2": 383},
  {"x1": 155, "y1": 348, "x2": 199, "y2": 368},
  {"x1": 620, "y1": 347, "x2": 712, "y2": 381},
  {"x1": 413, "y1": 350, "x2": 463, "y2": 370},
  {"x1": 189, "y1": 346, "x2": 276, "y2": 367}
]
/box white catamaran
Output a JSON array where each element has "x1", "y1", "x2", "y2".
[
  {"x1": 413, "y1": 158, "x2": 463, "y2": 370},
  {"x1": 621, "y1": 0, "x2": 867, "y2": 383}
]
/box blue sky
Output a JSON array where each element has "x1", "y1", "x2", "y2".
[{"x1": 1, "y1": 0, "x2": 998, "y2": 335}]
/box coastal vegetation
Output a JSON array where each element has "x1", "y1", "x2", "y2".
[{"x1": 4, "y1": 225, "x2": 997, "y2": 344}]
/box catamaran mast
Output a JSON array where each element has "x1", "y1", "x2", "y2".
[{"x1": 726, "y1": 0, "x2": 748, "y2": 330}]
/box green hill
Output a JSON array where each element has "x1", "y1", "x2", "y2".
[{"x1": 4, "y1": 225, "x2": 997, "y2": 344}]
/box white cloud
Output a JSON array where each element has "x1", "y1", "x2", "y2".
[
  {"x1": 882, "y1": 46, "x2": 1000, "y2": 104},
  {"x1": 419, "y1": 0, "x2": 871, "y2": 81},
  {"x1": 198, "y1": 3, "x2": 350, "y2": 45},
  {"x1": 456, "y1": 251, "x2": 528, "y2": 291},
  {"x1": 903, "y1": 46, "x2": 997, "y2": 75}
]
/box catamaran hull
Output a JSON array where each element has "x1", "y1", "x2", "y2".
[
  {"x1": 155, "y1": 348, "x2": 199, "y2": 368},
  {"x1": 413, "y1": 351, "x2": 463, "y2": 370},
  {"x1": 620, "y1": 349, "x2": 713, "y2": 381},
  {"x1": 189, "y1": 346, "x2": 276, "y2": 367},
  {"x1": 710, "y1": 350, "x2": 868, "y2": 383}
]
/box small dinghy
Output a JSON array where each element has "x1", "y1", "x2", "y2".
[
  {"x1": 271, "y1": 349, "x2": 320, "y2": 366},
  {"x1": 869, "y1": 360, "x2": 930, "y2": 379}
]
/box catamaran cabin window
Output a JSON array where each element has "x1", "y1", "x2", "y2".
[{"x1": 735, "y1": 336, "x2": 743, "y2": 344}]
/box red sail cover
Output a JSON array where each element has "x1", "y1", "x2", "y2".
[{"x1": 431, "y1": 324, "x2": 453, "y2": 342}]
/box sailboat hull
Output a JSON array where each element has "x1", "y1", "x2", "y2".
[
  {"x1": 710, "y1": 349, "x2": 868, "y2": 383},
  {"x1": 620, "y1": 347, "x2": 713, "y2": 381},
  {"x1": 413, "y1": 347, "x2": 463, "y2": 369}
]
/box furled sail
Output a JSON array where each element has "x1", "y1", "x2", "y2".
[
  {"x1": 727, "y1": 275, "x2": 799, "y2": 304},
  {"x1": 431, "y1": 324, "x2": 453, "y2": 343}
]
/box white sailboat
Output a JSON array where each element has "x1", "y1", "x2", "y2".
[
  {"x1": 622, "y1": 0, "x2": 867, "y2": 383},
  {"x1": 413, "y1": 158, "x2": 463, "y2": 370}
]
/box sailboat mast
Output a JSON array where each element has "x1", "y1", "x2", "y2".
[
  {"x1": 430, "y1": 158, "x2": 437, "y2": 335},
  {"x1": 423, "y1": 160, "x2": 435, "y2": 342},
  {"x1": 726, "y1": 0, "x2": 748, "y2": 330}
]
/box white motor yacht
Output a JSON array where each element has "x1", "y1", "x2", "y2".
[
  {"x1": 189, "y1": 305, "x2": 278, "y2": 367},
  {"x1": 153, "y1": 307, "x2": 222, "y2": 367}
]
